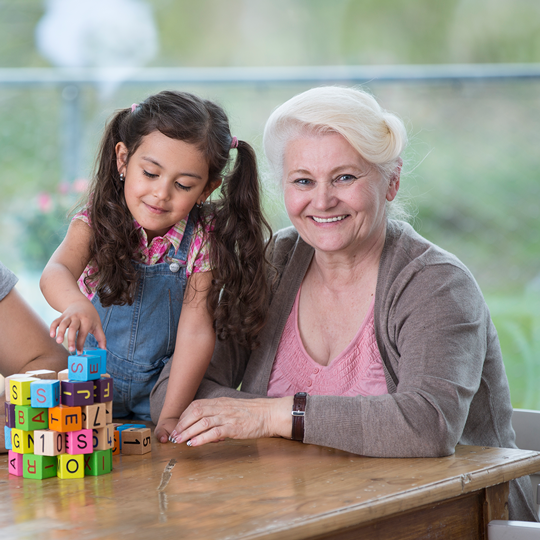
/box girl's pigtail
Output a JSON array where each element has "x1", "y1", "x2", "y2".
[
  {"x1": 208, "y1": 140, "x2": 272, "y2": 349},
  {"x1": 87, "y1": 109, "x2": 140, "y2": 307}
]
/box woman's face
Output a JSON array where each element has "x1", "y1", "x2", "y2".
[{"x1": 283, "y1": 131, "x2": 399, "y2": 257}]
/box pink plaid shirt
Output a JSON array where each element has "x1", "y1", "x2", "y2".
[{"x1": 74, "y1": 208, "x2": 212, "y2": 300}]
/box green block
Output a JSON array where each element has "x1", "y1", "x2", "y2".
[
  {"x1": 23, "y1": 453, "x2": 57, "y2": 479},
  {"x1": 84, "y1": 449, "x2": 112, "y2": 476},
  {"x1": 15, "y1": 405, "x2": 49, "y2": 431}
]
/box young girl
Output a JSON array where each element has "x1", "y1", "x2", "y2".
[{"x1": 40, "y1": 90, "x2": 271, "y2": 440}]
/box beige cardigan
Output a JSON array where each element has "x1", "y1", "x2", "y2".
[{"x1": 150, "y1": 220, "x2": 536, "y2": 520}]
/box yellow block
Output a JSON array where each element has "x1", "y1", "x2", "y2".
[
  {"x1": 57, "y1": 454, "x2": 84, "y2": 479},
  {"x1": 11, "y1": 428, "x2": 34, "y2": 454},
  {"x1": 9, "y1": 377, "x2": 39, "y2": 406}
]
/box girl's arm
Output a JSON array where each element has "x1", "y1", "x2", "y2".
[
  {"x1": 154, "y1": 271, "x2": 216, "y2": 443},
  {"x1": 40, "y1": 219, "x2": 106, "y2": 354}
]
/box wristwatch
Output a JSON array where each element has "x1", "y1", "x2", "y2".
[{"x1": 292, "y1": 392, "x2": 308, "y2": 441}]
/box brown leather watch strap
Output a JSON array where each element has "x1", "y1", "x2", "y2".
[{"x1": 292, "y1": 392, "x2": 307, "y2": 441}]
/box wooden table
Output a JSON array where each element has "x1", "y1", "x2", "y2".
[{"x1": 1, "y1": 436, "x2": 539, "y2": 540}]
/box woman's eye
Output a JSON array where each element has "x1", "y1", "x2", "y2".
[
  {"x1": 143, "y1": 170, "x2": 158, "y2": 179},
  {"x1": 293, "y1": 178, "x2": 313, "y2": 186},
  {"x1": 336, "y1": 174, "x2": 356, "y2": 183}
]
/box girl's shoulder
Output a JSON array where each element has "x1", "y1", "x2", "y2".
[{"x1": 72, "y1": 206, "x2": 91, "y2": 226}]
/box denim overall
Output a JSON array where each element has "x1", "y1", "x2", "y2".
[{"x1": 85, "y1": 214, "x2": 195, "y2": 421}]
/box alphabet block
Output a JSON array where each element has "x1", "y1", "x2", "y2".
[
  {"x1": 34, "y1": 429, "x2": 65, "y2": 456},
  {"x1": 11, "y1": 428, "x2": 34, "y2": 454},
  {"x1": 9, "y1": 377, "x2": 39, "y2": 406},
  {"x1": 48, "y1": 406, "x2": 82, "y2": 433},
  {"x1": 121, "y1": 428, "x2": 152, "y2": 455},
  {"x1": 84, "y1": 448, "x2": 112, "y2": 476},
  {"x1": 5, "y1": 374, "x2": 28, "y2": 401},
  {"x1": 57, "y1": 454, "x2": 84, "y2": 479},
  {"x1": 92, "y1": 424, "x2": 114, "y2": 451},
  {"x1": 15, "y1": 405, "x2": 48, "y2": 431},
  {"x1": 105, "y1": 400, "x2": 112, "y2": 424},
  {"x1": 68, "y1": 354, "x2": 101, "y2": 381},
  {"x1": 93, "y1": 377, "x2": 113, "y2": 403},
  {"x1": 112, "y1": 429, "x2": 120, "y2": 455},
  {"x1": 4, "y1": 426, "x2": 12, "y2": 450},
  {"x1": 58, "y1": 369, "x2": 69, "y2": 381},
  {"x1": 31, "y1": 380, "x2": 60, "y2": 408},
  {"x1": 61, "y1": 380, "x2": 94, "y2": 407},
  {"x1": 82, "y1": 403, "x2": 106, "y2": 429},
  {"x1": 8, "y1": 450, "x2": 23, "y2": 476},
  {"x1": 66, "y1": 429, "x2": 93, "y2": 455},
  {"x1": 25, "y1": 369, "x2": 57, "y2": 380},
  {"x1": 5, "y1": 401, "x2": 16, "y2": 428},
  {"x1": 83, "y1": 347, "x2": 107, "y2": 375},
  {"x1": 23, "y1": 454, "x2": 57, "y2": 479}
]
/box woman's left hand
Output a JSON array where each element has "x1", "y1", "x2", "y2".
[{"x1": 169, "y1": 396, "x2": 294, "y2": 447}]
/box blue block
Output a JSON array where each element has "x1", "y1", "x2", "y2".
[
  {"x1": 4, "y1": 426, "x2": 12, "y2": 450},
  {"x1": 68, "y1": 354, "x2": 101, "y2": 381},
  {"x1": 83, "y1": 347, "x2": 107, "y2": 376},
  {"x1": 30, "y1": 380, "x2": 60, "y2": 408}
]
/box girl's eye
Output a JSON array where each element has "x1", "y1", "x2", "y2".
[
  {"x1": 143, "y1": 170, "x2": 158, "y2": 179},
  {"x1": 176, "y1": 182, "x2": 191, "y2": 192}
]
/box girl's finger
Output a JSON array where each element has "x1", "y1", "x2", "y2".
[{"x1": 93, "y1": 325, "x2": 107, "y2": 350}]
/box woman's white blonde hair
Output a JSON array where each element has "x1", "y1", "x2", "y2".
[{"x1": 263, "y1": 86, "x2": 408, "y2": 198}]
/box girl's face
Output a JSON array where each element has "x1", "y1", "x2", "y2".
[{"x1": 116, "y1": 131, "x2": 220, "y2": 241}]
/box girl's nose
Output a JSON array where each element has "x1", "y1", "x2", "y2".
[{"x1": 153, "y1": 179, "x2": 171, "y2": 200}]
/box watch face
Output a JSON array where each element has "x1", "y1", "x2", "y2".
[{"x1": 296, "y1": 392, "x2": 307, "y2": 398}]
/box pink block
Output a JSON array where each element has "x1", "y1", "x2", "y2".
[
  {"x1": 65, "y1": 429, "x2": 93, "y2": 455},
  {"x1": 8, "y1": 450, "x2": 23, "y2": 476}
]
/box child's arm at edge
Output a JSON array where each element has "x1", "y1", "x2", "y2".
[
  {"x1": 40, "y1": 219, "x2": 106, "y2": 353},
  {"x1": 155, "y1": 271, "x2": 216, "y2": 443}
]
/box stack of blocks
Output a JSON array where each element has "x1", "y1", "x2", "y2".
[{"x1": 4, "y1": 348, "x2": 152, "y2": 481}]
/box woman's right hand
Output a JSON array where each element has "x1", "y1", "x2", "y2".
[{"x1": 50, "y1": 300, "x2": 106, "y2": 354}]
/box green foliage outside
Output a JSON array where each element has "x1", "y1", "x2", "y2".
[{"x1": 0, "y1": 0, "x2": 539, "y2": 408}]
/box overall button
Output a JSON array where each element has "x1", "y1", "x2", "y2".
[{"x1": 169, "y1": 262, "x2": 181, "y2": 273}]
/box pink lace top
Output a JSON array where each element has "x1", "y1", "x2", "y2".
[{"x1": 267, "y1": 287, "x2": 389, "y2": 397}]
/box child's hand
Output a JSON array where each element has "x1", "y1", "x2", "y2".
[
  {"x1": 50, "y1": 300, "x2": 106, "y2": 354},
  {"x1": 155, "y1": 416, "x2": 180, "y2": 444}
]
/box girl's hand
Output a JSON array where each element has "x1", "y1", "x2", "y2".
[
  {"x1": 155, "y1": 416, "x2": 179, "y2": 444},
  {"x1": 169, "y1": 396, "x2": 294, "y2": 447},
  {"x1": 50, "y1": 300, "x2": 106, "y2": 354}
]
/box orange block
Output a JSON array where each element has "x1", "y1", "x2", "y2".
[{"x1": 48, "y1": 406, "x2": 82, "y2": 433}]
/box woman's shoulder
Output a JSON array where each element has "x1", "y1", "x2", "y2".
[
  {"x1": 269, "y1": 226, "x2": 312, "y2": 265},
  {"x1": 381, "y1": 219, "x2": 482, "y2": 297}
]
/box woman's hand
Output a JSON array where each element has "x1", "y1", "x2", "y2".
[
  {"x1": 169, "y1": 396, "x2": 294, "y2": 447},
  {"x1": 155, "y1": 416, "x2": 179, "y2": 444},
  {"x1": 50, "y1": 300, "x2": 106, "y2": 354}
]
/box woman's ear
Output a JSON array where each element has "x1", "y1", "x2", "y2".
[
  {"x1": 386, "y1": 157, "x2": 402, "y2": 202},
  {"x1": 115, "y1": 142, "x2": 128, "y2": 176}
]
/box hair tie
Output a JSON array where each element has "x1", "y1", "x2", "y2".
[
  {"x1": 131, "y1": 103, "x2": 139, "y2": 112},
  {"x1": 230, "y1": 136, "x2": 238, "y2": 149}
]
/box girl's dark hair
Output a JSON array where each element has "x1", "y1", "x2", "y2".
[{"x1": 86, "y1": 90, "x2": 271, "y2": 348}]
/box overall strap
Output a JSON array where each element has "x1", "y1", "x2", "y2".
[{"x1": 167, "y1": 209, "x2": 199, "y2": 262}]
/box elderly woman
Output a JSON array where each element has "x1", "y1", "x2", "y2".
[{"x1": 151, "y1": 86, "x2": 536, "y2": 521}]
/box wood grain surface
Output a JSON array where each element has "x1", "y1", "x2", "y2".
[{"x1": 1, "y1": 435, "x2": 539, "y2": 540}]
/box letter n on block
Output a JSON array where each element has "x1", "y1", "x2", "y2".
[
  {"x1": 8, "y1": 450, "x2": 23, "y2": 476},
  {"x1": 23, "y1": 454, "x2": 57, "y2": 479},
  {"x1": 121, "y1": 428, "x2": 152, "y2": 455},
  {"x1": 84, "y1": 449, "x2": 112, "y2": 476},
  {"x1": 57, "y1": 454, "x2": 84, "y2": 479}
]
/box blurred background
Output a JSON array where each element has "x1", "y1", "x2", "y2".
[{"x1": 0, "y1": 0, "x2": 539, "y2": 407}]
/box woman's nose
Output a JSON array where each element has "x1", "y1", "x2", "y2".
[{"x1": 311, "y1": 184, "x2": 337, "y2": 209}]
